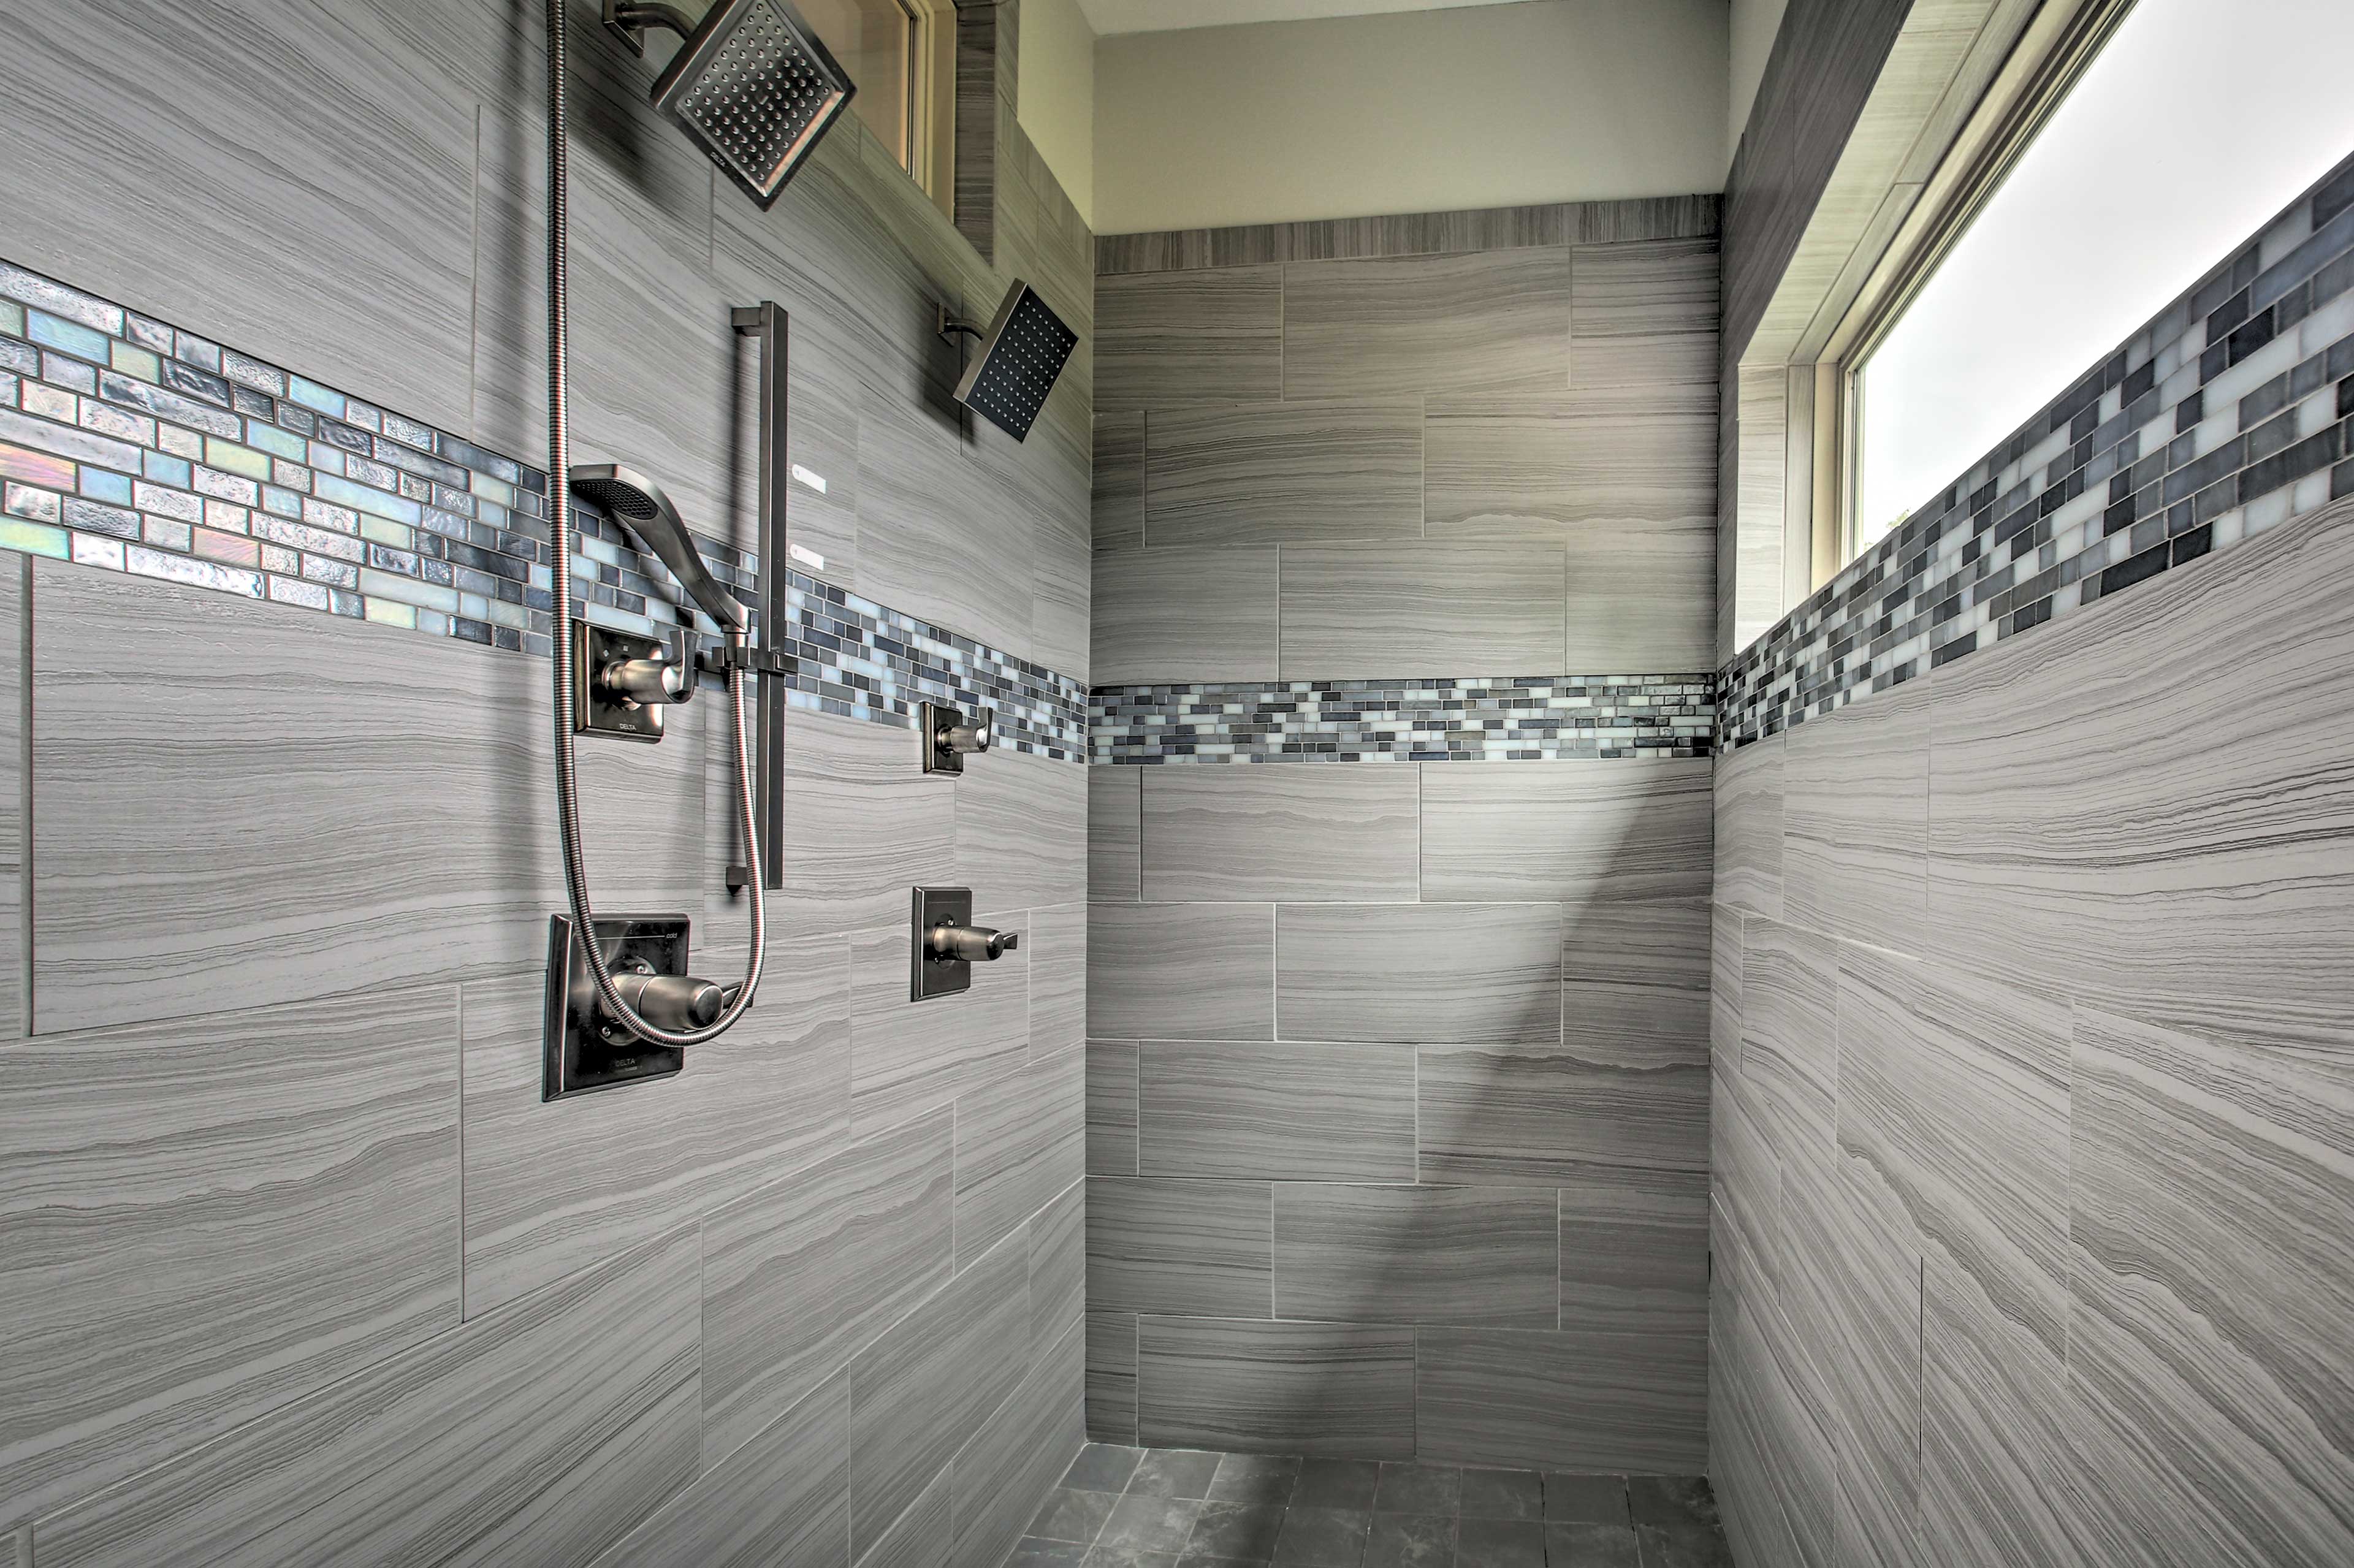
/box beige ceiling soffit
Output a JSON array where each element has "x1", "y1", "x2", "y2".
[{"x1": 1741, "y1": 0, "x2": 2043, "y2": 372}]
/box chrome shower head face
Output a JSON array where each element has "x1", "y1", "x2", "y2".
[
  {"x1": 648, "y1": 0, "x2": 855, "y2": 208},
  {"x1": 952, "y1": 281, "x2": 1078, "y2": 443},
  {"x1": 567, "y1": 463, "x2": 748, "y2": 633}
]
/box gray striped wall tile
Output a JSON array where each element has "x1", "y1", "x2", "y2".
[
  {"x1": 1088, "y1": 904, "x2": 1274, "y2": 1041},
  {"x1": 1738, "y1": 918, "x2": 1838, "y2": 1176},
  {"x1": 847, "y1": 1230, "x2": 1029, "y2": 1558},
  {"x1": 1141, "y1": 765, "x2": 1421, "y2": 902},
  {"x1": 1918, "y1": 1252, "x2": 2075, "y2": 1568},
  {"x1": 1416, "y1": 1326, "x2": 1705, "y2": 1473},
  {"x1": 31, "y1": 1227, "x2": 700, "y2": 1568},
  {"x1": 849, "y1": 905, "x2": 1029, "y2": 1136},
  {"x1": 958, "y1": 746, "x2": 1087, "y2": 913},
  {"x1": 1556, "y1": 1163, "x2": 1709, "y2": 1339},
  {"x1": 1783, "y1": 678, "x2": 1929, "y2": 955},
  {"x1": 588, "y1": 1372, "x2": 847, "y2": 1568},
  {"x1": 700, "y1": 1107, "x2": 953, "y2": 1465},
  {"x1": 1097, "y1": 266, "x2": 1283, "y2": 413},
  {"x1": 1277, "y1": 903, "x2": 1562, "y2": 1045},
  {"x1": 1143, "y1": 398, "x2": 1424, "y2": 547},
  {"x1": 1422, "y1": 385, "x2": 1713, "y2": 532},
  {"x1": 953, "y1": 1048, "x2": 1084, "y2": 1270},
  {"x1": 1086, "y1": 1040, "x2": 1141, "y2": 1177},
  {"x1": 0, "y1": 552, "x2": 19, "y2": 1040},
  {"x1": 1282, "y1": 249, "x2": 1571, "y2": 400},
  {"x1": 1278, "y1": 541, "x2": 1567, "y2": 681},
  {"x1": 1568, "y1": 240, "x2": 1720, "y2": 391},
  {"x1": 773, "y1": 703, "x2": 959, "y2": 941},
  {"x1": 1029, "y1": 1180, "x2": 1087, "y2": 1353},
  {"x1": 1029, "y1": 902, "x2": 1088, "y2": 1063},
  {"x1": 0, "y1": 987, "x2": 460, "y2": 1524},
  {"x1": 1712, "y1": 732, "x2": 1783, "y2": 921},
  {"x1": 1093, "y1": 413, "x2": 1145, "y2": 552},
  {"x1": 1087, "y1": 1310, "x2": 1140, "y2": 1444},
  {"x1": 1088, "y1": 765, "x2": 1142, "y2": 902},
  {"x1": 1421, "y1": 761, "x2": 1711, "y2": 906},
  {"x1": 858, "y1": 1471, "x2": 951, "y2": 1568},
  {"x1": 1419, "y1": 1037, "x2": 1706, "y2": 1186},
  {"x1": 1094, "y1": 545, "x2": 1281, "y2": 685},
  {"x1": 460, "y1": 938, "x2": 849, "y2": 1319},
  {"x1": 1138, "y1": 1039, "x2": 1415, "y2": 1183},
  {"x1": 1272, "y1": 1184, "x2": 1559, "y2": 1329},
  {"x1": 1135, "y1": 1317, "x2": 1415, "y2": 1460},
  {"x1": 949, "y1": 1318, "x2": 1085, "y2": 1568},
  {"x1": 1086, "y1": 1176, "x2": 1273, "y2": 1319},
  {"x1": 1710, "y1": 904, "x2": 1744, "y2": 1073}
]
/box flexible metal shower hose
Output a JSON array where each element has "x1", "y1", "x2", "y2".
[{"x1": 546, "y1": 0, "x2": 765, "y2": 1047}]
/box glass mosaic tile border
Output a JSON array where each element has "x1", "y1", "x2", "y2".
[
  {"x1": 0, "y1": 258, "x2": 1086, "y2": 761},
  {"x1": 1089, "y1": 676, "x2": 1715, "y2": 763},
  {"x1": 1719, "y1": 153, "x2": 2354, "y2": 751}
]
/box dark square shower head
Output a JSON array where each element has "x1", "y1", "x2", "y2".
[
  {"x1": 952, "y1": 281, "x2": 1078, "y2": 443},
  {"x1": 647, "y1": 0, "x2": 855, "y2": 208}
]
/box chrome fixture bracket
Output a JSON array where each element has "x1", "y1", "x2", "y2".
[
  {"x1": 601, "y1": 0, "x2": 697, "y2": 53},
  {"x1": 910, "y1": 886, "x2": 1019, "y2": 1002},
  {"x1": 920, "y1": 701, "x2": 991, "y2": 775},
  {"x1": 572, "y1": 620, "x2": 677, "y2": 743},
  {"x1": 543, "y1": 912, "x2": 693, "y2": 1098}
]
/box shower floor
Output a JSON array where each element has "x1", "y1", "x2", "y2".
[{"x1": 1010, "y1": 1447, "x2": 1732, "y2": 1568}]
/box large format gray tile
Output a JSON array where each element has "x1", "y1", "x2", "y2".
[
  {"x1": 461, "y1": 936, "x2": 850, "y2": 1319},
  {"x1": 1737, "y1": 917, "x2": 1837, "y2": 1177},
  {"x1": 590, "y1": 1372, "x2": 847, "y2": 1568},
  {"x1": 1097, "y1": 266, "x2": 1284, "y2": 413},
  {"x1": 1282, "y1": 249, "x2": 1571, "y2": 400},
  {"x1": 1917, "y1": 1254, "x2": 2074, "y2": 1568},
  {"x1": 1089, "y1": 904, "x2": 1274, "y2": 1041},
  {"x1": 1783, "y1": 679, "x2": 1930, "y2": 956},
  {"x1": 1094, "y1": 546, "x2": 1281, "y2": 685},
  {"x1": 1089, "y1": 1040, "x2": 1142, "y2": 1176},
  {"x1": 1709, "y1": 904, "x2": 1744, "y2": 1073},
  {"x1": 1140, "y1": 1039, "x2": 1416, "y2": 1183},
  {"x1": 0, "y1": 552, "x2": 19, "y2": 1039},
  {"x1": 1925, "y1": 495, "x2": 2354, "y2": 1051},
  {"x1": 848, "y1": 1230, "x2": 1030, "y2": 1557},
  {"x1": 1567, "y1": 240, "x2": 1719, "y2": 391},
  {"x1": 701, "y1": 1107, "x2": 953, "y2": 1463},
  {"x1": 1141, "y1": 766, "x2": 1421, "y2": 903},
  {"x1": 950, "y1": 1319, "x2": 1086, "y2": 1568},
  {"x1": 1087, "y1": 1311, "x2": 1140, "y2": 1444},
  {"x1": 1422, "y1": 761, "x2": 1711, "y2": 907},
  {"x1": 768, "y1": 704, "x2": 958, "y2": 941},
  {"x1": 1711, "y1": 735, "x2": 1783, "y2": 923},
  {"x1": 1273, "y1": 1184, "x2": 1558, "y2": 1328},
  {"x1": 2064, "y1": 1006, "x2": 2354, "y2": 1566},
  {"x1": 1090, "y1": 766, "x2": 1143, "y2": 902},
  {"x1": 4, "y1": 0, "x2": 482, "y2": 437},
  {"x1": 31, "y1": 1227, "x2": 700, "y2": 1568},
  {"x1": 1095, "y1": 413, "x2": 1147, "y2": 552},
  {"x1": 1143, "y1": 398, "x2": 1424, "y2": 547},
  {"x1": 1556, "y1": 1163, "x2": 1708, "y2": 1338},
  {"x1": 1835, "y1": 945, "x2": 2070, "y2": 1357},
  {"x1": 850, "y1": 904, "x2": 1029, "y2": 1135},
  {"x1": 1418, "y1": 1033, "x2": 1707, "y2": 1186},
  {"x1": 1278, "y1": 904, "x2": 1561, "y2": 1046},
  {"x1": 1277, "y1": 542, "x2": 1567, "y2": 680},
  {"x1": 1030, "y1": 1179, "x2": 1087, "y2": 1352},
  {"x1": 861, "y1": 1471, "x2": 951, "y2": 1568},
  {"x1": 1137, "y1": 1318, "x2": 1415, "y2": 1460},
  {"x1": 1031, "y1": 902, "x2": 1089, "y2": 1064},
  {"x1": 1416, "y1": 1327, "x2": 1705, "y2": 1473},
  {"x1": 28, "y1": 561, "x2": 550, "y2": 1032},
  {"x1": 956, "y1": 1048, "x2": 1086, "y2": 1269},
  {"x1": 0, "y1": 988, "x2": 460, "y2": 1523},
  {"x1": 1087, "y1": 1177, "x2": 1273, "y2": 1318},
  {"x1": 961, "y1": 749, "x2": 1088, "y2": 915}
]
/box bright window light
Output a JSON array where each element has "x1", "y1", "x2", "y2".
[{"x1": 1851, "y1": 0, "x2": 2354, "y2": 552}]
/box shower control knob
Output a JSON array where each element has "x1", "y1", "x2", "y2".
[
  {"x1": 927, "y1": 922, "x2": 1019, "y2": 964},
  {"x1": 600, "y1": 655, "x2": 693, "y2": 707},
  {"x1": 606, "y1": 969, "x2": 726, "y2": 1031},
  {"x1": 936, "y1": 712, "x2": 992, "y2": 757},
  {"x1": 920, "y1": 701, "x2": 991, "y2": 774}
]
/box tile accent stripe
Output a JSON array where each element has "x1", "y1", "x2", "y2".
[
  {"x1": 0, "y1": 257, "x2": 1087, "y2": 761},
  {"x1": 1719, "y1": 152, "x2": 2354, "y2": 750},
  {"x1": 1089, "y1": 676, "x2": 1715, "y2": 763}
]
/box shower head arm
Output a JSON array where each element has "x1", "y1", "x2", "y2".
[
  {"x1": 604, "y1": 0, "x2": 699, "y2": 51},
  {"x1": 935, "y1": 303, "x2": 983, "y2": 343}
]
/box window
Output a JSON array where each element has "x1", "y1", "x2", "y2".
[
  {"x1": 799, "y1": 0, "x2": 954, "y2": 207},
  {"x1": 1844, "y1": 0, "x2": 2354, "y2": 560}
]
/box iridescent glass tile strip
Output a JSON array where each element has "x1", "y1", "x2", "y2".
[
  {"x1": 1089, "y1": 676, "x2": 1715, "y2": 763},
  {"x1": 0, "y1": 257, "x2": 1087, "y2": 761},
  {"x1": 1719, "y1": 152, "x2": 2354, "y2": 752}
]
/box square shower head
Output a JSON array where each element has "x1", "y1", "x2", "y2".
[
  {"x1": 952, "y1": 281, "x2": 1078, "y2": 443},
  {"x1": 649, "y1": 0, "x2": 855, "y2": 208}
]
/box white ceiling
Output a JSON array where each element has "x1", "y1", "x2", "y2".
[{"x1": 1077, "y1": 0, "x2": 1537, "y2": 38}]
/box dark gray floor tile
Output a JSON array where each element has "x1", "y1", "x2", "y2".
[
  {"x1": 1631, "y1": 1523, "x2": 1729, "y2": 1568},
  {"x1": 1374, "y1": 1463, "x2": 1461, "y2": 1515},
  {"x1": 1208, "y1": 1453, "x2": 1305, "y2": 1506},
  {"x1": 1089, "y1": 1550, "x2": 1185, "y2": 1568},
  {"x1": 1067, "y1": 1444, "x2": 1149, "y2": 1494},
  {"x1": 1274, "y1": 1507, "x2": 1374, "y2": 1568},
  {"x1": 1132, "y1": 1448, "x2": 1228, "y2": 1499},
  {"x1": 1033, "y1": 1488, "x2": 1122, "y2": 1544},
  {"x1": 1101, "y1": 1495, "x2": 1206, "y2": 1557},
  {"x1": 1544, "y1": 1523, "x2": 1640, "y2": 1567},
  {"x1": 1460, "y1": 1469, "x2": 1544, "y2": 1521},
  {"x1": 1178, "y1": 1555, "x2": 1272, "y2": 1568},
  {"x1": 1541, "y1": 1475, "x2": 1629, "y2": 1527},
  {"x1": 1295, "y1": 1459, "x2": 1383, "y2": 1511},
  {"x1": 1187, "y1": 1501, "x2": 1290, "y2": 1562},
  {"x1": 1017, "y1": 1540, "x2": 1099, "y2": 1568},
  {"x1": 1365, "y1": 1513, "x2": 1458, "y2": 1568},
  {"x1": 1455, "y1": 1519, "x2": 1545, "y2": 1568},
  {"x1": 1623, "y1": 1479, "x2": 1715, "y2": 1533}
]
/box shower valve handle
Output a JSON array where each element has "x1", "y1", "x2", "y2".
[
  {"x1": 600, "y1": 655, "x2": 693, "y2": 707},
  {"x1": 927, "y1": 921, "x2": 1019, "y2": 964},
  {"x1": 934, "y1": 712, "x2": 991, "y2": 758}
]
